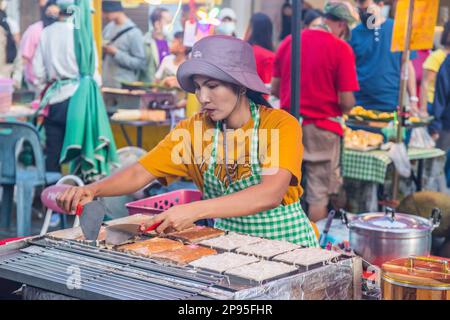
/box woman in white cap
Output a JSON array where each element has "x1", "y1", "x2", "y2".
[
  {"x1": 215, "y1": 8, "x2": 237, "y2": 37},
  {"x1": 57, "y1": 35, "x2": 318, "y2": 247}
]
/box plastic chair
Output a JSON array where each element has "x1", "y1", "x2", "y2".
[
  {"x1": 39, "y1": 175, "x2": 84, "y2": 236},
  {"x1": 0, "y1": 121, "x2": 61, "y2": 236}
]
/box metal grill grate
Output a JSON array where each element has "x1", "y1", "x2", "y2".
[{"x1": 0, "y1": 238, "x2": 235, "y2": 300}]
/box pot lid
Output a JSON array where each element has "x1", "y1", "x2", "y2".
[
  {"x1": 382, "y1": 256, "x2": 450, "y2": 289},
  {"x1": 348, "y1": 210, "x2": 434, "y2": 234}
]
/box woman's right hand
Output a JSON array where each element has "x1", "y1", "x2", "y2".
[{"x1": 56, "y1": 186, "x2": 96, "y2": 214}]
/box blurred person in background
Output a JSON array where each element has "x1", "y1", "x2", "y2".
[
  {"x1": 143, "y1": 7, "x2": 173, "y2": 83},
  {"x1": 303, "y1": 9, "x2": 324, "y2": 29},
  {"x1": 279, "y1": 0, "x2": 292, "y2": 41},
  {"x1": 155, "y1": 31, "x2": 191, "y2": 117},
  {"x1": 102, "y1": 0, "x2": 146, "y2": 88},
  {"x1": 350, "y1": 0, "x2": 418, "y2": 113},
  {"x1": 20, "y1": 1, "x2": 59, "y2": 95},
  {"x1": 272, "y1": 2, "x2": 359, "y2": 222},
  {"x1": 412, "y1": 49, "x2": 430, "y2": 113},
  {"x1": 154, "y1": 31, "x2": 191, "y2": 86},
  {"x1": 278, "y1": 1, "x2": 314, "y2": 40},
  {"x1": 180, "y1": 3, "x2": 197, "y2": 31},
  {"x1": 244, "y1": 13, "x2": 275, "y2": 92},
  {"x1": 215, "y1": 8, "x2": 237, "y2": 37},
  {"x1": 420, "y1": 22, "x2": 450, "y2": 117},
  {"x1": 33, "y1": 0, "x2": 102, "y2": 173},
  {"x1": 0, "y1": 0, "x2": 21, "y2": 87},
  {"x1": 33, "y1": 0, "x2": 101, "y2": 226},
  {"x1": 429, "y1": 55, "x2": 450, "y2": 186}
]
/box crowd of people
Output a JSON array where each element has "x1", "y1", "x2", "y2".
[{"x1": 1, "y1": 0, "x2": 449, "y2": 228}]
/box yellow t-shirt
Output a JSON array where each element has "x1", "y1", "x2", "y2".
[
  {"x1": 139, "y1": 106, "x2": 304, "y2": 205},
  {"x1": 423, "y1": 49, "x2": 448, "y2": 104}
]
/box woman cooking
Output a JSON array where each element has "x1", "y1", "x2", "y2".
[{"x1": 57, "y1": 36, "x2": 318, "y2": 247}]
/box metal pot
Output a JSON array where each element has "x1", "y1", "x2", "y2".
[{"x1": 342, "y1": 207, "x2": 441, "y2": 266}]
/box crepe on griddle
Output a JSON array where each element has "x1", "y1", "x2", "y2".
[
  {"x1": 189, "y1": 252, "x2": 259, "y2": 273},
  {"x1": 225, "y1": 260, "x2": 297, "y2": 282},
  {"x1": 273, "y1": 248, "x2": 341, "y2": 267},
  {"x1": 199, "y1": 232, "x2": 262, "y2": 251},
  {"x1": 117, "y1": 237, "x2": 184, "y2": 257},
  {"x1": 168, "y1": 226, "x2": 225, "y2": 243},
  {"x1": 151, "y1": 244, "x2": 217, "y2": 265},
  {"x1": 236, "y1": 239, "x2": 300, "y2": 259}
]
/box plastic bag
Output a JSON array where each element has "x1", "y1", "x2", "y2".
[
  {"x1": 387, "y1": 142, "x2": 411, "y2": 178},
  {"x1": 408, "y1": 127, "x2": 436, "y2": 149},
  {"x1": 381, "y1": 121, "x2": 406, "y2": 141}
]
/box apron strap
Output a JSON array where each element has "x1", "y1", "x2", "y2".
[{"x1": 33, "y1": 78, "x2": 79, "y2": 119}]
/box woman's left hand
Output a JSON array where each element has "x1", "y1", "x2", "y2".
[{"x1": 150, "y1": 204, "x2": 202, "y2": 234}]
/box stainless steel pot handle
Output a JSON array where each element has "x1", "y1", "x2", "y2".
[
  {"x1": 430, "y1": 208, "x2": 442, "y2": 229},
  {"x1": 385, "y1": 207, "x2": 395, "y2": 222}
]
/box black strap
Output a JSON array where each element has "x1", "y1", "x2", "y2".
[
  {"x1": 110, "y1": 26, "x2": 135, "y2": 44},
  {"x1": 103, "y1": 26, "x2": 135, "y2": 61}
]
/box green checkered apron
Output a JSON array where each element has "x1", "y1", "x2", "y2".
[{"x1": 202, "y1": 101, "x2": 319, "y2": 247}]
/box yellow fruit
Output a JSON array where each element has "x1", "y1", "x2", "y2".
[{"x1": 378, "y1": 112, "x2": 392, "y2": 119}]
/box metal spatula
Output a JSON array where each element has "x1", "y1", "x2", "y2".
[
  {"x1": 76, "y1": 201, "x2": 108, "y2": 240},
  {"x1": 105, "y1": 221, "x2": 162, "y2": 245}
]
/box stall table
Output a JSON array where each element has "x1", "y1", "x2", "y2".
[
  {"x1": 110, "y1": 119, "x2": 172, "y2": 149},
  {"x1": 342, "y1": 148, "x2": 446, "y2": 211}
]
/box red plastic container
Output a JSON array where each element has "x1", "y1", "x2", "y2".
[{"x1": 126, "y1": 189, "x2": 203, "y2": 215}]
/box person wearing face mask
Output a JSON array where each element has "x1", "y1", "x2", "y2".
[
  {"x1": 349, "y1": 0, "x2": 419, "y2": 113},
  {"x1": 142, "y1": 7, "x2": 173, "y2": 83},
  {"x1": 20, "y1": 1, "x2": 60, "y2": 95},
  {"x1": 101, "y1": 0, "x2": 146, "y2": 88},
  {"x1": 215, "y1": 8, "x2": 237, "y2": 37},
  {"x1": 55, "y1": 35, "x2": 319, "y2": 247},
  {"x1": 272, "y1": 1, "x2": 359, "y2": 222}
]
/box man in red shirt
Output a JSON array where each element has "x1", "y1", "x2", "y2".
[{"x1": 272, "y1": 2, "x2": 359, "y2": 222}]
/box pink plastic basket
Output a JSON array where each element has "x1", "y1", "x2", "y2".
[{"x1": 126, "y1": 189, "x2": 203, "y2": 215}]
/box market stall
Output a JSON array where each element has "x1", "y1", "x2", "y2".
[
  {"x1": 342, "y1": 143, "x2": 446, "y2": 212},
  {"x1": 0, "y1": 214, "x2": 361, "y2": 300}
]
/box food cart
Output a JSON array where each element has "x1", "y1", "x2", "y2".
[{"x1": 0, "y1": 214, "x2": 361, "y2": 300}]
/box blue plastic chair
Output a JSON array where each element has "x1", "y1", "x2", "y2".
[{"x1": 0, "y1": 121, "x2": 61, "y2": 236}]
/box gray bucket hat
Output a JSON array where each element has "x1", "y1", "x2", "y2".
[{"x1": 177, "y1": 35, "x2": 270, "y2": 95}]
